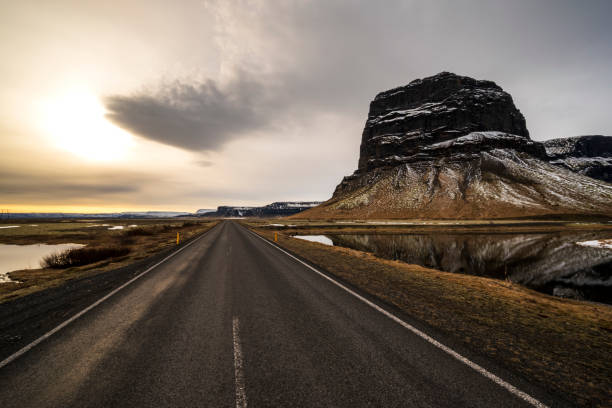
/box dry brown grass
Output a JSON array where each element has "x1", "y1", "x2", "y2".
[
  {"x1": 251, "y1": 227, "x2": 612, "y2": 407},
  {"x1": 0, "y1": 220, "x2": 218, "y2": 302},
  {"x1": 244, "y1": 217, "x2": 612, "y2": 235}
]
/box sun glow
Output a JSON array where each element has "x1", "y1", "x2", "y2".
[{"x1": 42, "y1": 91, "x2": 133, "y2": 161}]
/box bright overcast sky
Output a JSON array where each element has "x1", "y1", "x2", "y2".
[{"x1": 1, "y1": 0, "x2": 611, "y2": 212}]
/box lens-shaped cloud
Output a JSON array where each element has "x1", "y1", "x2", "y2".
[{"x1": 105, "y1": 74, "x2": 273, "y2": 152}]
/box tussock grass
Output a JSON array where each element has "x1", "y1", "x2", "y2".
[
  {"x1": 41, "y1": 246, "x2": 130, "y2": 268},
  {"x1": 123, "y1": 223, "x2": 199, "y2": 236},
  {"x1": 123, "y1": 227, "x2": 155, "y2": 236}
]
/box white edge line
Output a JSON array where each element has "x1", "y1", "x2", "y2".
[
  {"x1": 0, "y1": 225, "x2": 216, "y2": 370},
  {"x1": 232, "y1": 316, "x2": 247, "y2": 408},
  {"x1": 248, "y1": 228, "x2": 549, "y2": 408}
]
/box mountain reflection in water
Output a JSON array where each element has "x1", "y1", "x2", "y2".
[{"x1": 315, "y1": 232, "x2": 612, "y2": 303}]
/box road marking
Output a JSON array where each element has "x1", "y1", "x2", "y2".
[
  {"x1": 0, "y1": 225, "x2": 218, "y2": 370},
  {"x1": 232, "y1": 316, "x2": 248, "y2": 408},
  {"x1": 248, "y1": 229, "x2": 549, "y2": 408}
]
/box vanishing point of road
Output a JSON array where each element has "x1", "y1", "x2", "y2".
[{"x1": 0, "y1": 221, "x2": 567, "y2": 407}]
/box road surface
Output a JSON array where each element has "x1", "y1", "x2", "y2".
[{"x1": 0, "y1": 221, "x2": 564, "y2": 407}]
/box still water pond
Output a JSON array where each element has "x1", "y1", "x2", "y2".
[
  {"x1": 294, "y1": 232, "x2": 612, "y2": 304},
  {"x1": 0, "y1": 243, "x2": 85, "y2": 283}
]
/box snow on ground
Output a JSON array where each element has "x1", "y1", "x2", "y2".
[
  {"x1": 267, "y1": 224, "x2": 297, "y2": 227},
  {"x1": 0, "y1": 226, "x2": 20, "y2": 229},
  {"x1": 293, "y1": 235, "x2": 334, "y2": 246},
  {"x1": 106, "y1": 225, "x2": 139, "y2": 230},
  {"x1": 576, "y1": 239, "x2": 612, "y2": 250}
]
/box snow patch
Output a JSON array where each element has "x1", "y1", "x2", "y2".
[
  {"x1": 576, "y1": 239, "x2": 612, "y2": 250},
  {"x1": 293, "y1": 235, "x2": 334, "y2": 246}
]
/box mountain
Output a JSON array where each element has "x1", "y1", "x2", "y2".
[
  {"x1": 206, "y1": 206, "x2": 257, "y2": 217},
  {"x1": 201, "y1": 201, "x2": 322, "y2": 217},
  {"x1": 543, "y1": 135, "x2": 612, "y2": 183},
  {"x1": 295, "y1": 72, "x2": 612, "y2": 219}
]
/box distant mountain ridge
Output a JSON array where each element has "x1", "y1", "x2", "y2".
[
  {"x1": 2, "y1": 211, "x2": 192, "y2": 219},
  {"x1": 2, "y1": 203, "x2": 323, "y2": 220},
  {"x1": 202, "y1": 202, "x2": 322, "y2": 217},
  {"x1": 295, "y1": 72, "x2": 612, "y2": 219}
]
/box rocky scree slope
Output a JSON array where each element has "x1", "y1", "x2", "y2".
[{"x1": 296, "y1": 72, "x2": 612, "y2": 219}]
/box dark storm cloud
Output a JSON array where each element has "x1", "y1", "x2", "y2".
[{"x1": 105, "y1": 74, "x2": 273, "y2": 151}]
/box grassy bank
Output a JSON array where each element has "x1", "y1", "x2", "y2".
[
  {"x1": 0, "y1": 219, "x2": 218, "y2": 302},
  {"x1": 249, "y1": 225, "x2": 612, "y2": 407},
  {"x1": 246, "y1": 217, "x2": 612, "y2": 234}
]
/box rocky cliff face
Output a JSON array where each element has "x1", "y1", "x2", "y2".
[
  {"x1": 356, "y1": 72, "x2": 539, "y2": 173},
  {"x1": 296, "y1": 72, "x2": 612, "y2": 219},
  {"x1": 543, "y1": 135, "x2": 612, "y2": 183}
]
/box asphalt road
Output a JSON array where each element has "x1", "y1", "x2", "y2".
[{"x1": 0, "y1": 221, "x2": 565, "y2": 407}]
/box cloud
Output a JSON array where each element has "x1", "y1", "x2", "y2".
[
  {"x1": 105, "y1": 74, "x2": 274, "y2": 151},
  {"x1": 0, "y1": 169, "x2": 150, "y2": 202},
  {"x1": 195, "y1": 159, "x2": 214, "y2": 167},
  {"x1": 103, "y1": 0, "x2": 612, "y2": 156}
]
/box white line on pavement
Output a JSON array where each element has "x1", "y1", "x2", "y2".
[{"x1": 232, "y1": 316, "x2": 248, "y2": 408}]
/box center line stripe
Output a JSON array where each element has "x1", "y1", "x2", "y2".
[{"x1": 232, "y1": 316, "x2": 247, "y2": 408}]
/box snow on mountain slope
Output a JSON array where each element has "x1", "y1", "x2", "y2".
[{"x1": 299, "y1": 149, "x2": 611, "y2": 219}]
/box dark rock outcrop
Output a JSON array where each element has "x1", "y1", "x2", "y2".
[
  {"x1": 543, "y1": 135, "x2": 612, "y2": 183},
  {"x1": 357, "y1": 72, "x2": 541, "y2": 173},
  {"x1": 295, "y1": 72, "x2": 612, "y2": 219}
]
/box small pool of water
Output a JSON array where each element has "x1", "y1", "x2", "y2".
[
  {"x1": 0, "y1": 243, "x2": 85, "y2": 283},
  {"x1": 293, "y1": 232, "x2": 612, "y2": 304}
]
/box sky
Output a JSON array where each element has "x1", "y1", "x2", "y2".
[{"x1": 1, "y1": 0, "x2": 611, "y2": 212}]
